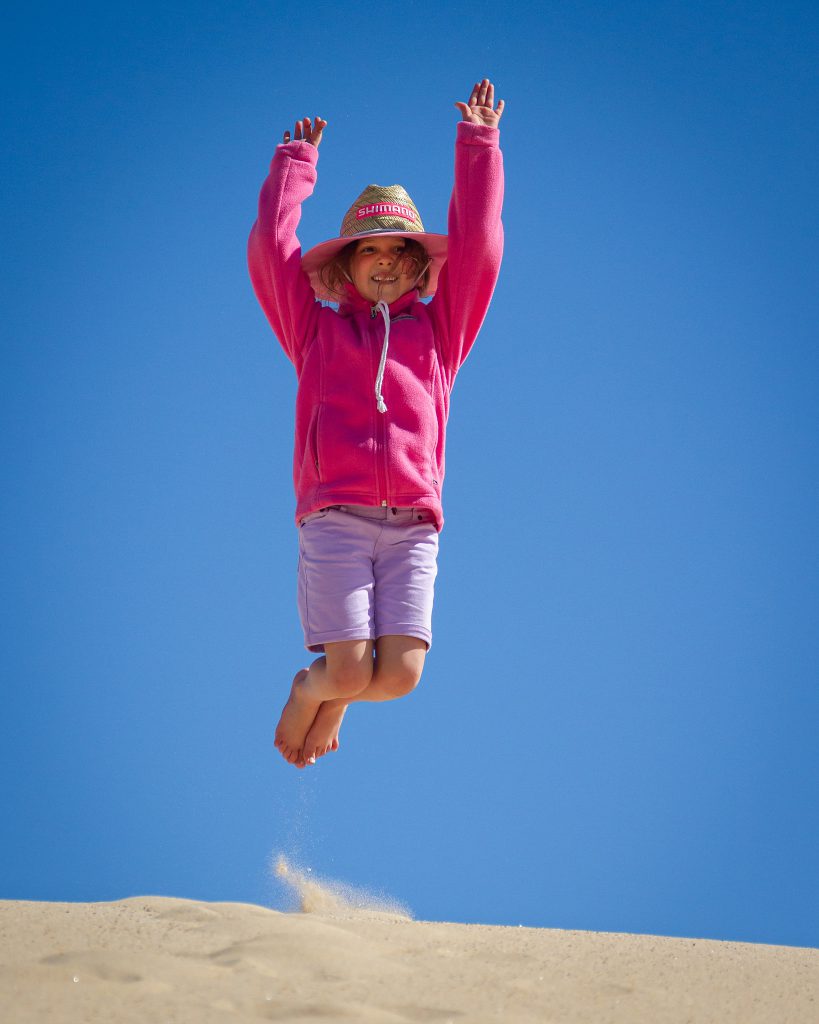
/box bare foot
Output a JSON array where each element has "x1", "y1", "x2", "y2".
[
  {"x1": 302, "y1": 701, "x2": 348, "y2": 763},
  {"x1": 274, "y1": 669, "x2": 321, "y2": 768}
]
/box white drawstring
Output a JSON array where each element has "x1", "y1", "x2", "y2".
[
  {"x1": 372, "y1": 299, "x2": 390, "y2": 413},
  {"x1": 361, "y1": 256, "x2": 429, "y2": 414}
]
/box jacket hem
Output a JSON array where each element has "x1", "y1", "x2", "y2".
[{"x1": 295, "y1": 490, "x2": 443, "y2": 532}]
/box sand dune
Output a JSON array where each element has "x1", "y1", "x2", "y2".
[{"x1": 1, "y1": 878, "x2": 816, "y2": 1023}]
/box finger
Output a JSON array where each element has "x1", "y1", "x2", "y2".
[
  {"x1": 495, "y1": 98, "x2": 505, "y2": 119},
  {"x1": 477, "y1": 78, "x2": 489, "y2": 106},
  {"x1": 454, "y1": 101, "x2": 472, "y2": 120},
  {"x1": 283, "y1": 130, "x2": 291, "y2": 143},
  {"x1": 294, "y1": 119, "x2": 302, "y2": 140},
  {"x1": 468, "y1": 81, "x2": 480, "y2": 106},
  {"x1": 485, "y1": 80, "x2": 494, "y2": 107}
]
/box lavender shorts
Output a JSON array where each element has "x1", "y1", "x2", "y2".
[{"x1": 297, "y1": 504, "x2": 439, "y2": 653}]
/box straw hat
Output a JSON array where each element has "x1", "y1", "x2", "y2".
[{"x1": 301, "y1": 184, "x2": 448, "y2": 301}]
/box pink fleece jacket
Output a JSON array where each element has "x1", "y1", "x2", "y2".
[{"x1": 247, "y1": 121, "x2": 504, "y2": 532}]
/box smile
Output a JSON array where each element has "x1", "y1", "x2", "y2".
[{"x1": 372, "y1": 275, "x2": 398, "y2": 282}]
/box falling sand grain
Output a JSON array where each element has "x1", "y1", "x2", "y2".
[{"x1": 273, "y1": 855, "x2": 412, "y2": 920}]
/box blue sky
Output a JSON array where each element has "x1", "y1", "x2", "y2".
[{"x1": 2, "y1": 0, "x2": 817, "y2": 949}]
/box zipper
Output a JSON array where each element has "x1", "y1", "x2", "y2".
[
  {"x1": 379, "y1": 391, "x2": 390, "y2": 505},
  {"x1": 370, "y1": 312, "x2": 390, "y2": 506}
]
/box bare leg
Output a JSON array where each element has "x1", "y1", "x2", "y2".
[
  {"x1": 301, "y1": 636, "x2": 426, "y2": 763},
  {"x1": 274, "y1": 639, "x2": 373, "y2": 767}
]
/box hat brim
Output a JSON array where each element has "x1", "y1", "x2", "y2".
[{"x1": 302, "y1": 229, "x2": 448, "y2": 302}]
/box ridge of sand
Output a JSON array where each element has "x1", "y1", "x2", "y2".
[{"x1": 1, "y1": 896, "x2": 817, "y2": 1023}]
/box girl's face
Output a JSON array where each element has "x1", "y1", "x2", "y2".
[{"x1": 349, "y1": 235, "x2": 417, "y2": 304}]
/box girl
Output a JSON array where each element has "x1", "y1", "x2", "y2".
[{"x1": 248, "y1": 79, "x2": 505, "y2": 768}]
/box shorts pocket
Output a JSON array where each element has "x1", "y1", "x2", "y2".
[{"x1": 299, "y1": 507, "x2": 333, "y2": 528}]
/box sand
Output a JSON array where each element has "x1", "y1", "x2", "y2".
[{"x1": 1, "y1": 878, "x2": 816, "y2": 1023}]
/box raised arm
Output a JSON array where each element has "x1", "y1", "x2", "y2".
[
  {"x1": 247, "y1": 117, "x2": 328, "y2": 373},
  {"x1": 430, "y1": 81, "x2": 505, "y2": 384}
]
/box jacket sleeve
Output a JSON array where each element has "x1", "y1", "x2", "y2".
[
  {"x1": 247, "y1": 140, "x2": 321, "y2": 374},
  {"x1": 429, "y1": 121, "x2": 504, "y2": 386}
]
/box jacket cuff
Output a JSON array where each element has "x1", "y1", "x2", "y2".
[
  {"x1": 456, "y1": 121, "x2": 500, "y2": 146},
  {"x1": 273, "y1": 139, "x2": 319, "y2": 165}
]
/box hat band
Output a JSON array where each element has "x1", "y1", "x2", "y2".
[{"x1": 355, "y1": 203, "x2": 417, "y2": 222}]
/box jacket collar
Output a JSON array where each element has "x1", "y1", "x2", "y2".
[{"x1": 337, "y1": 282, "x2": 419, "y2": 318}]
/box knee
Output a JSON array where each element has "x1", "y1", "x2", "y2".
[
  {"x1": 327, "y1": 658, "x2": 373, "y2": 698},
  {"x1": 379, "y1": 662, "x2": 423, "y2": 699}
]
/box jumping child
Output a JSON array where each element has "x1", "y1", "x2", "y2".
[{"x1": 248, "y1": 79, "x2": 505, "y2": 768}]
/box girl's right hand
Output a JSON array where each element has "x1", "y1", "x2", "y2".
[{"x1": 283, "y1": 116, "x2": 327, "y2": 149}]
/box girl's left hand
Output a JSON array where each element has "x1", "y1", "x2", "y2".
[{"x1": 454, "y1": 79, "x2": 505, "y2": 128}]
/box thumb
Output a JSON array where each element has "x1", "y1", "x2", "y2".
[{"x1": 454, "y1": 102, "x2": 472, "y2": 119}]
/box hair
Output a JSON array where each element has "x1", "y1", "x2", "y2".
[{"x1": 318, "y1": 236, "x2": 431, "y2": 302}]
